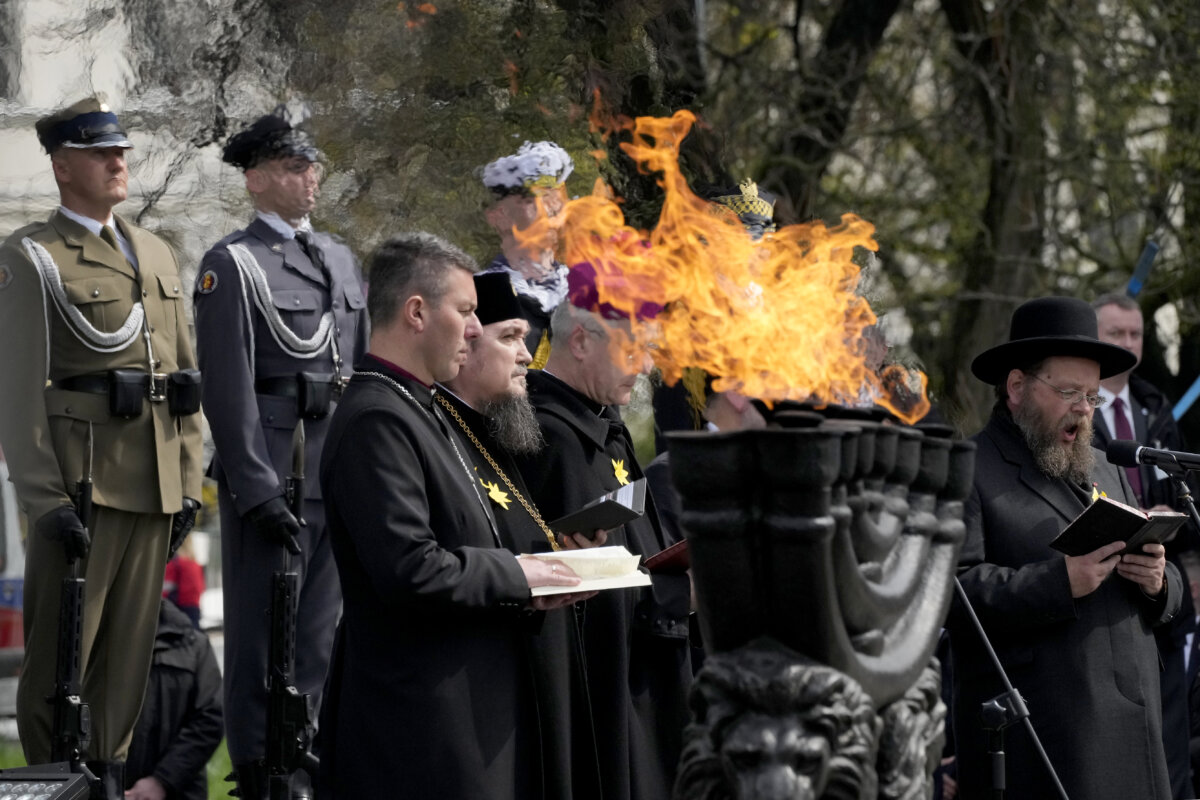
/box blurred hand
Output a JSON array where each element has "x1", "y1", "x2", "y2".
[
  {"x1": 1065, "y1": 540, "x2": 1124, "y2": 598},
  {"x1": 169, "y1": 497, "x2": 200, "y2": 557},
  {"x1": 940, "y1": 756, "x2": 958, "y2": 800},
  {"x1": 518, "y1": 557, "x2": 597, "y2": 610},
  {"x1": 125, "y1": 775, "x2": 166, "y2": 800},
  {"x1": 519, "y1": 557, "x2": 582, "y2": 588},
  {"x1": 243, "y1": 496, "x2": 301, "y2": 555},
  {"x1": 1117, "y1": 541, "x2": 1167, "y2": 596},
  {"x1": 36, "y1": 505, "x2": 89, "y2": 562},
  {"x1": 557, "y1": 529, "x2": 608, "y2": 550}
]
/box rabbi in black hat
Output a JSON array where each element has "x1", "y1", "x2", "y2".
[
  {"x1": 192, "y1": 106, "x2": 369, "y2": 800},
  {"x1": 948, "y1": 295, "x2": 1182, "y2": 800}
]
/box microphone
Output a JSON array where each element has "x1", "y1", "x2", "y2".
[{"x1": 1106, "y1": 440, "x2": 1200, "y2": 473}]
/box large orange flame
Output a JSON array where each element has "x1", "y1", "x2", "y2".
[{"x1": 522, "y1": 109, "x2": 930, "y2": 424}]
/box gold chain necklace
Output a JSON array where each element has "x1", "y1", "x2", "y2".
[{"x1": 436, "y1": 393, "x2": 561, "y2": 551}]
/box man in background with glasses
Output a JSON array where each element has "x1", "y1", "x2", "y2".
[
  {"x1": 193, "y1": 107, "x2": 369, "y2": 800},
  {"x1": 948, "y1": 295, "x2": 1182, "y2": 799}
]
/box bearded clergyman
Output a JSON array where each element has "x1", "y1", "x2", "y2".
[
  {"x1": 949, "y1": 295, "x2": 1182, "y2": 799},
  {"x1": 438, "y1": 271, "x2": 601, "y2": 799}
]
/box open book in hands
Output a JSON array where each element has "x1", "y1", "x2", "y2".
[
  {"x1": 520, "y1": 546, "x2": 651, "y2": 596},
  {"x1": 548, "y1": 478, "x2": 647, "y2": 538},
  {"x1": 1049, "y1": 496, "x2": 1187, "y2": 557}
]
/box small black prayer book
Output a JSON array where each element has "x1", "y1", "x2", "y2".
[
  {"x1": 549, "y1": 478, "x2": 646, "y2": 536},
  {"x1": 1049, "y1": 496, "x2": 1187, "y2": 557}
]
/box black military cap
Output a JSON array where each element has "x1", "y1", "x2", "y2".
[
  {"x1": 222, "y1": 107, "x2": 319, "y2": 171},
  {"x1": 35, "y1": 96, "x2": 133, "y2": 154},
  {"x1": 474, "y1": 272, "x2": 525, "y2": 327}
]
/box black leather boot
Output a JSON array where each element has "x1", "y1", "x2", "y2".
[
  {"x1": 85, "y1": 760, "x2": 125, "y2": 800},
  {"x1": 232, "y1": 761, "x2": 269, "y2": 800}
]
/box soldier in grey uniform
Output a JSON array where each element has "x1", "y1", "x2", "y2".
[
  {"x1": 0, "y1": 97, "x2": 204, "y2": 800},
  {"x1": 192, "y1": 109, "x2": 368, "y2": 800}
]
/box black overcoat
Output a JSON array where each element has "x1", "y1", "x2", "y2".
[
  {"x1": 439, "y1": 388, "x2": 602, "y2": 799},
  {"x1": 125, "y1": 600, "x2": 223, "y2": 800},
  {"x1": 515, "y1": 370, "x2": 692, "y2": 800},
  {"x1": 950, "y1": 408, "x2": 1182, "y2": 800},
  {"x1": 317, "y1": 360, "x2": 536, "y2": 799}
]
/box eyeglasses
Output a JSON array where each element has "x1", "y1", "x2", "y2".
[{"x1": 1027, "y1": 373, "x2": 1107, "y2": 409}]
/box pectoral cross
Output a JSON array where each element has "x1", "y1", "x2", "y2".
[{"x1": 612, "y1": 459, "x2": 630, "y2": 486}]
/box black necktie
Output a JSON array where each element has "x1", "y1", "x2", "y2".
[{"x1": 295, "y1": 230, "x2": 331, "y2": 285}]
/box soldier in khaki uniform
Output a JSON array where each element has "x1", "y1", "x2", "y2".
[{"x1": 0, "y1": 97, "x2": 203, "y2": 799}]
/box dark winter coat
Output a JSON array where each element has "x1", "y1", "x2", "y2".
[
  {"x1": 1092, "y1": 373, "x2": 1199, "y2": 798},
  {"x1": 515, "y1": 370, "x2": 692, "y2": 800},
  {"x1": 317, "y1": 359, "x2": 537, "y2": 799},
  {"x1": 125, "y1": 600, "x2": 223, "y2": 800},
  {"x1": 950, "y1": 407, "x2": 1182, "y2": 800},
  {"x1": 439, "y1": 388, "x2": 601, "y2": 800}
]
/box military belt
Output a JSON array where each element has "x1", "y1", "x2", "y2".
[
  {"x1": 55, "y1": 371, "x2": 169, "y2": 402},
  {"x1": 256, "y1": 373, "x2": 347, "y2": 420},
  {"x1": 54, "y1": 369, "x2": 202, "y2": 418}
]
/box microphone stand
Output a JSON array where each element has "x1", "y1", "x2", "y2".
[
  {"x1": 953, "y1": 578, "x2": 1071, "y2": 800},
  {"x1": 1158, "y1": 459, "x2": 1200, "y2": 532}
]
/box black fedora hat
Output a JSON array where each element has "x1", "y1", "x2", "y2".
[{"x1": 971, "y1": 296, "x2": 1137, "y2": 385}]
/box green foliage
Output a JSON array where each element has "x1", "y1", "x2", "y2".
[{"x1": 252, "y1": 0, "x2": 1200, "y2": 435}]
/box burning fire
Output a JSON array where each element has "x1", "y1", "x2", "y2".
[{"x1": 519, "y1": 109, "x2": 930, "y2": 424}]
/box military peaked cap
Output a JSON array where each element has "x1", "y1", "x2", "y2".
[
  {"x1": 223, "y1": 107, "x2": 319, "y2": 171},
  {"x1": 35, "y1": 96, "x2": 133, "y2": 154}
]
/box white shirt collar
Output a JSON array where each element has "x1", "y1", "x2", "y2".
[
  {"x1": 1097, "y1": 383, "x2": 1133, "y2": 435},
  {"x1": 58, "y1": 205, "x2": 114, "y2": 237},
  {"x1": 256, "y1": 210, "x2": 312, "y2": 240},
  {"x1": 58, "y1": 206, "x2": 138, "y2": 268},
  {"x1": 1097, "y1": 383, "x2": 1132, "y2": 408}
]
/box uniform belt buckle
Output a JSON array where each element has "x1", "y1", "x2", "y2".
[{"x1": 148, "y1": 373, "x2": 168, "y2": 402}]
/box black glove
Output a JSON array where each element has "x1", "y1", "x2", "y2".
[
  {"x1": 36, "y1": 505, "x2": 90, "y2": 562},
  {"x1": 169, "y1": 497, "x2": 201, "y2": 557},
  {"x1": 244, "y1": 496, "x2": 302, "y2": 555}
]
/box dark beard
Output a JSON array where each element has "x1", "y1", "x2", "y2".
[
  {"x1": 484, "y1": 392, "x2": 545, "y2": 455},
  {"x1": 1012, "y1": 398, "x2": 1096, "y2": 485}
]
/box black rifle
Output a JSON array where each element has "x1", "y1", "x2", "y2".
[
  {"x1": 266, "y1": 421, "x2": 318, "y2": 799},
  {"x1": 50, "y1": 423, "x2": 96, "y2": 784}
]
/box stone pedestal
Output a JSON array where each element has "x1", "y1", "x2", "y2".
[{"x1": 668, "y1": 417, "x2": 974, "y2": 799}]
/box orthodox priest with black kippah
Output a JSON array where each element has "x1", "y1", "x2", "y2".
[
  {"x1": 514, "y1": 263, "x2": 692, "y2": 800},
  {"x1": 439, "y1": 271, "x2": 603, "y2": 800},
  {"x1": 193, "y1": 106, "x2": 369, "y2": 799}
]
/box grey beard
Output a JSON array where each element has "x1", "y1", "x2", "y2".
[
  {"x1": 484, "y1": 392, "x2": 545, "y2": 455},
  {"x1": 1012, "y1": 401, "x2": 1096, "y2": 485}
]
